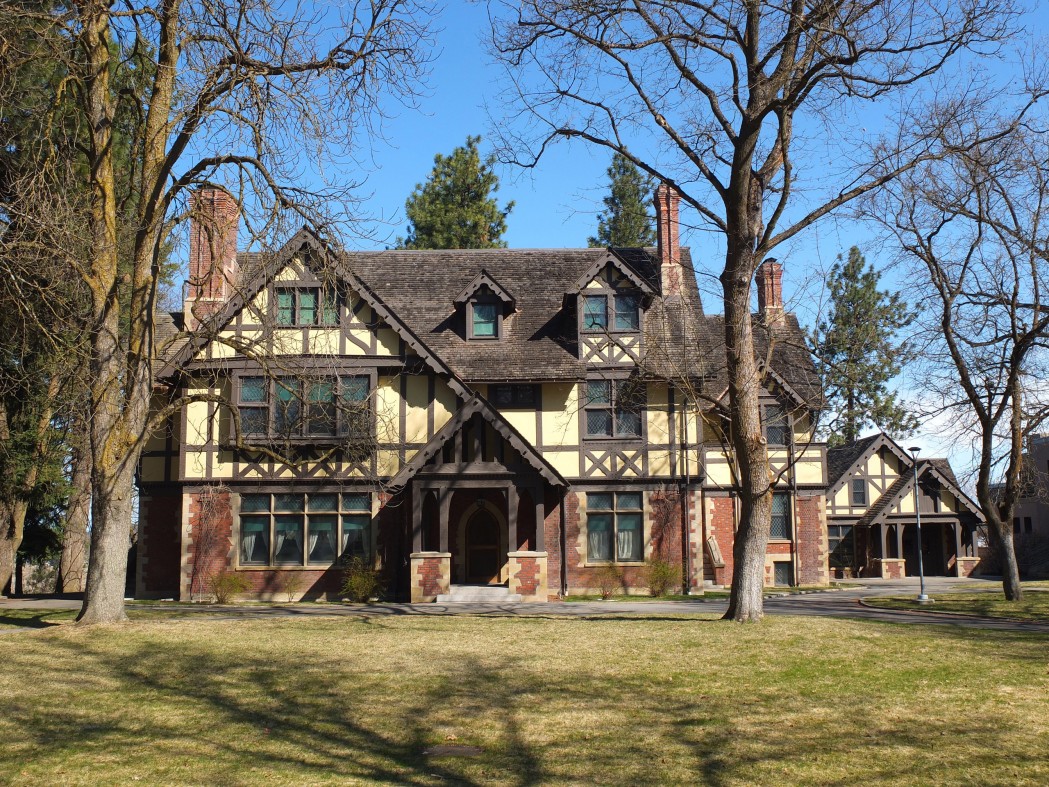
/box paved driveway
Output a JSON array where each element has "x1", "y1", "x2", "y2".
[{"x1": 3, "y1": 577, "x2": 1047, "y2": 634}]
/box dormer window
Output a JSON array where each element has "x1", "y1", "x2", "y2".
[
  {"x1": 582, "y1": 291, "x2": 640, "y2": 332},
  {"x1": 470, "y1": 299, "x2": 500, "y2": 339},
  {"x1": 454, "y1": 269, "x2": 516, "y2": 342}
]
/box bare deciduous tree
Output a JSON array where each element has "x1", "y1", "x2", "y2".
[
  {"x1": 866, "y1": 124, "x2": 1049, "y2": 601},
  {"x1": 490, "y1": 0, "x2": 1020, "y2": 619},
  {"x1": 0, "y1": 0, "x2": 435, "y2": 622}
]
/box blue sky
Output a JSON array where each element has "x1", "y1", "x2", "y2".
[{"x1": 201, "y1": 3, "x2": 1047, "y2": 476}]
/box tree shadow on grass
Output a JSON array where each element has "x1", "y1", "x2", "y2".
[
  {"x1": 1, "y1": 617, "x2": 1048, "y2": 784},
  {"x1": 0, "y1": 612, "x2": 69, "y2": 630}
]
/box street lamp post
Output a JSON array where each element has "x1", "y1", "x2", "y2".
[{"x1": 909, "y1": 446, "x2": 930, "y2": 603}]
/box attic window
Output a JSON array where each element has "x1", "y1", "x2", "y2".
[
  {"x1": 454, "y1": 270, "x2": 515, "y2": 341},
  {"x1": 275, "y1": 287, "x2": 338, "y2": 327}
]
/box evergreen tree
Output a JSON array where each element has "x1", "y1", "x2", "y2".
[
  {"x1": 399, "y1": 136, "x2": 513, "y2": 249},
  {"x1": 588, "y1": 153, "x2": 656, "y2": 248},
  {"x1": 815, "y1": 247, "x2": 917, "y2": 446}
]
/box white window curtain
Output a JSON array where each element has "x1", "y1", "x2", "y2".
[
  {"x1": 241, "y1": 533, "x2": 256, "y2": 563},
  {"x1": 589, "y1": 529, "x2": 612, "y2": 562},
  {"x1": 616, "y1": 528, "x2": 637, "y2": 561}
]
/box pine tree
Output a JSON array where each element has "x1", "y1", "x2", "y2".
[
  {"x1": 815, "y1": 247, "x2": 917, "y2": 446},
  {"x1": 399, "y1": 136, "x2": 513, "y2": 249},
  {"x1": 588, "y1": 153, "x2": 656, "y2": 248}
]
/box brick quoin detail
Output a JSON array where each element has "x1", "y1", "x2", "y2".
[
  {"x1": 418, "y1": 557, "x2": 445, "y2": 598},
  {"x1": 513, "y1": 557, "x2": 540, "y2": 596}
]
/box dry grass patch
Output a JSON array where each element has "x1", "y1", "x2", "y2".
[
  {"x1": 0, "y1": 615, "x2": 1047, "y2": 785},
  {"x1": 867, "y1": 590, "x2": 1049, "y2": 622}
]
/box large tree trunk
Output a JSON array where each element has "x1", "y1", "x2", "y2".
[
  {"x1": 76, "y1": 0, "x2": 130, "y2": 625},
  {"x1": 0, "y1": 501, "x2": 16, "y2": 597},
  {"x1": 721, "y1": 173, "x2": 774, "y2": 622},
  {"x1": 59, "y1": 432, "x2": 91, "y2": 593}
]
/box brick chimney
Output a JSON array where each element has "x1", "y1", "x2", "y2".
[
  {"x1": 654, "y1": 182, "x2": 682, "y2": 298},
  {"x1": 756, "y1": 258, "x2": 784, "y2": 325},
  {"x1": 185, "y1": 186, "x2": 239, "y2": 330}
]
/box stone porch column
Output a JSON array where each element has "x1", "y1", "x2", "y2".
[
  {"x1": 410, "y1": 552, "x2": 451, "y2": 602},
  {"x1": 508, "y1": 551, "x2": 548, "y2": 601}
]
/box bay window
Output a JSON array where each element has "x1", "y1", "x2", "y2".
[
  {"x1": 236, "y1": 374, "x2": 371, "y2": 441},
  {"x1": 239, "y1": 491, "x2": 371, "y2": 567}
]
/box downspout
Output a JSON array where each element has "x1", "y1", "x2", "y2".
[
  {"x1": 790, "y1": 417, "x2": 800, "y2": 588},
  {"x1": 559, "y1": 490, "x2": 568, "y2": 598},
  {"x1": 681, "y1": 386, "x2": 691, "y2": 594}
]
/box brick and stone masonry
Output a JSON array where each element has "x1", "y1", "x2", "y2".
[
  {"x1": 179, "y1": 486, "x2": 344, "y2": 602},
  {"x1": 136, "y1": 491, "x2": 183, "y2": 598}
]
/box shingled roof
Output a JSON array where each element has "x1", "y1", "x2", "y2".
[
  {"x1": 340, "y1": 247, "x2": 706, "y2": 383},
  {"x1": 827, "y1": 434, "x2": 883, "y2": 488},
  {"x1": 169, "y1": 231, "x2": 818, "y2": 405},
  {"x1": 699, "y1": 313, "x2": 822, "y2": 409}
]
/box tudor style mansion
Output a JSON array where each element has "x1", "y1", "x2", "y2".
[{"x1": 135, "y1": 186, "x2": 984, "y2": 602}]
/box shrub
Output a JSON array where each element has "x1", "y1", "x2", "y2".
[
  {"x1": 341, "y1": 557, "x2": 385, "y2": 603},
  {"x1": 644, "y1": 558, "x2": 682, "y2": 597},
  {"x1": 594, "y1": 563, "x2": 623, "y2": 600},
  {"x1": 210, "y1": 569, "x2": 250, "y2": 604},
  {"x1": 274, "y1": 572, "x2": 306, "y2": 603}
]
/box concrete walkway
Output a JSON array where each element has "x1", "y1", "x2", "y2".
[{"x1": 3, "y1": 577, "x2": 1047, "y2": 634}]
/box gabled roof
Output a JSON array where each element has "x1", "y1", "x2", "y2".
[
  {"x1": 567, "y1": 248, "x2": 657, "y2": 296},
  {"x1": 160, "y1": 230, "x2": 471, "y2": 400},
  {"x1": 855, "y1": 458, "x2": 984, "y2": 528},
  {"x1": 453, "y1": 269, "x2": 516, "y2": 307},
  {"x1": 388, "y1": 393, "x2": 568, "y2": 489},
  {"x1": 701, "y1": 313, "x2": 822, "y2": 410},
  {"x1": 826, "y1": 433, "x2": 908, "y2": 492}
]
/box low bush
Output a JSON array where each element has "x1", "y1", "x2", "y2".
[
  {"x1": 210, "y1": 569, "x2": 250, "y2": 604},
  {"x1": 341, "y1": 557, "x2": 385, "y2": 603},
  {"x1": 593, "y1": 563, "x2": 624, "y2": 600},
  {"x1": 644, "y1": 558, "x2": 682, "y2": 597}
]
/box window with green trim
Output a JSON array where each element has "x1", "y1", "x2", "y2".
[
  {"x1": 235, "y1": 375, "x2": 371, "y2": 441},
  {"x1": 274, "y1": 287, "x2": 339, "y2": 327},
  {"x1": 239, "y1": 491, "x2": 371, "y2": 567},
  {"x1": 586, "y1": 491, "x2": 644, "y2": 562}
]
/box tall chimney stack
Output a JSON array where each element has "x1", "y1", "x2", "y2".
[
  {"x1": 654, "y1": 182, "x2": 682, "y2": 298},
  {"x1": 756, "y1": 258, "x2": 784, "y2": 324},
  {"x1": 185, "y1": 186, "x2": 239, "y2": 330}
]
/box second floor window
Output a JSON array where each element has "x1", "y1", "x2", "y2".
[
  {"x1": 770, "y1": 493, "x2": 791, "y2": 540},
  {"x1": 238, "y1": 374, "x2": 370, "y2": 441},
  {"x1": 275, "y1": 287, "x2": 338, "y2": 327},
  {"x1": 584, "y1": 379, "x2": 643, "y2": 438}
]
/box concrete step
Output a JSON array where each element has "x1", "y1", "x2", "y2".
[{"x1": 436, "y1": 585, "x2": 522, "y2": 603}]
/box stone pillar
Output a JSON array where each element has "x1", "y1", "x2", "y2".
[
  {"x1": 508, "y1": 551, "x2": 548, "y2": 601},
  {"x1": 875, "y1": 558, "x2": 907, "y2": 579},
  {"x1": 956, "y1": 557, "x2": 981, "y2": 577},
  {"x1": 410, "y1": 552, "x2": 450, "y2": 603}
]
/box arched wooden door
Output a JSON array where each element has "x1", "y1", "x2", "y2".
[{"x1": 465, "y1": 509, "x2": 501, "y2": 584}]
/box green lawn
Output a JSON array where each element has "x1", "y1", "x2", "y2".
[
  {"x1": 1, "y1": 615, "x2": 1047, "y2": 784},
  {"x1": 866, "y1": 589, "x2": 1049, "y2": 622}
]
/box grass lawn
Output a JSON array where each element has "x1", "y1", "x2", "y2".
[
  {"x1": 1, "y1": 615, "x2": 1047, "y2": 785},
  {"x1": 866, "y1": 589, "x2": 1049, "y2": 623}
]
